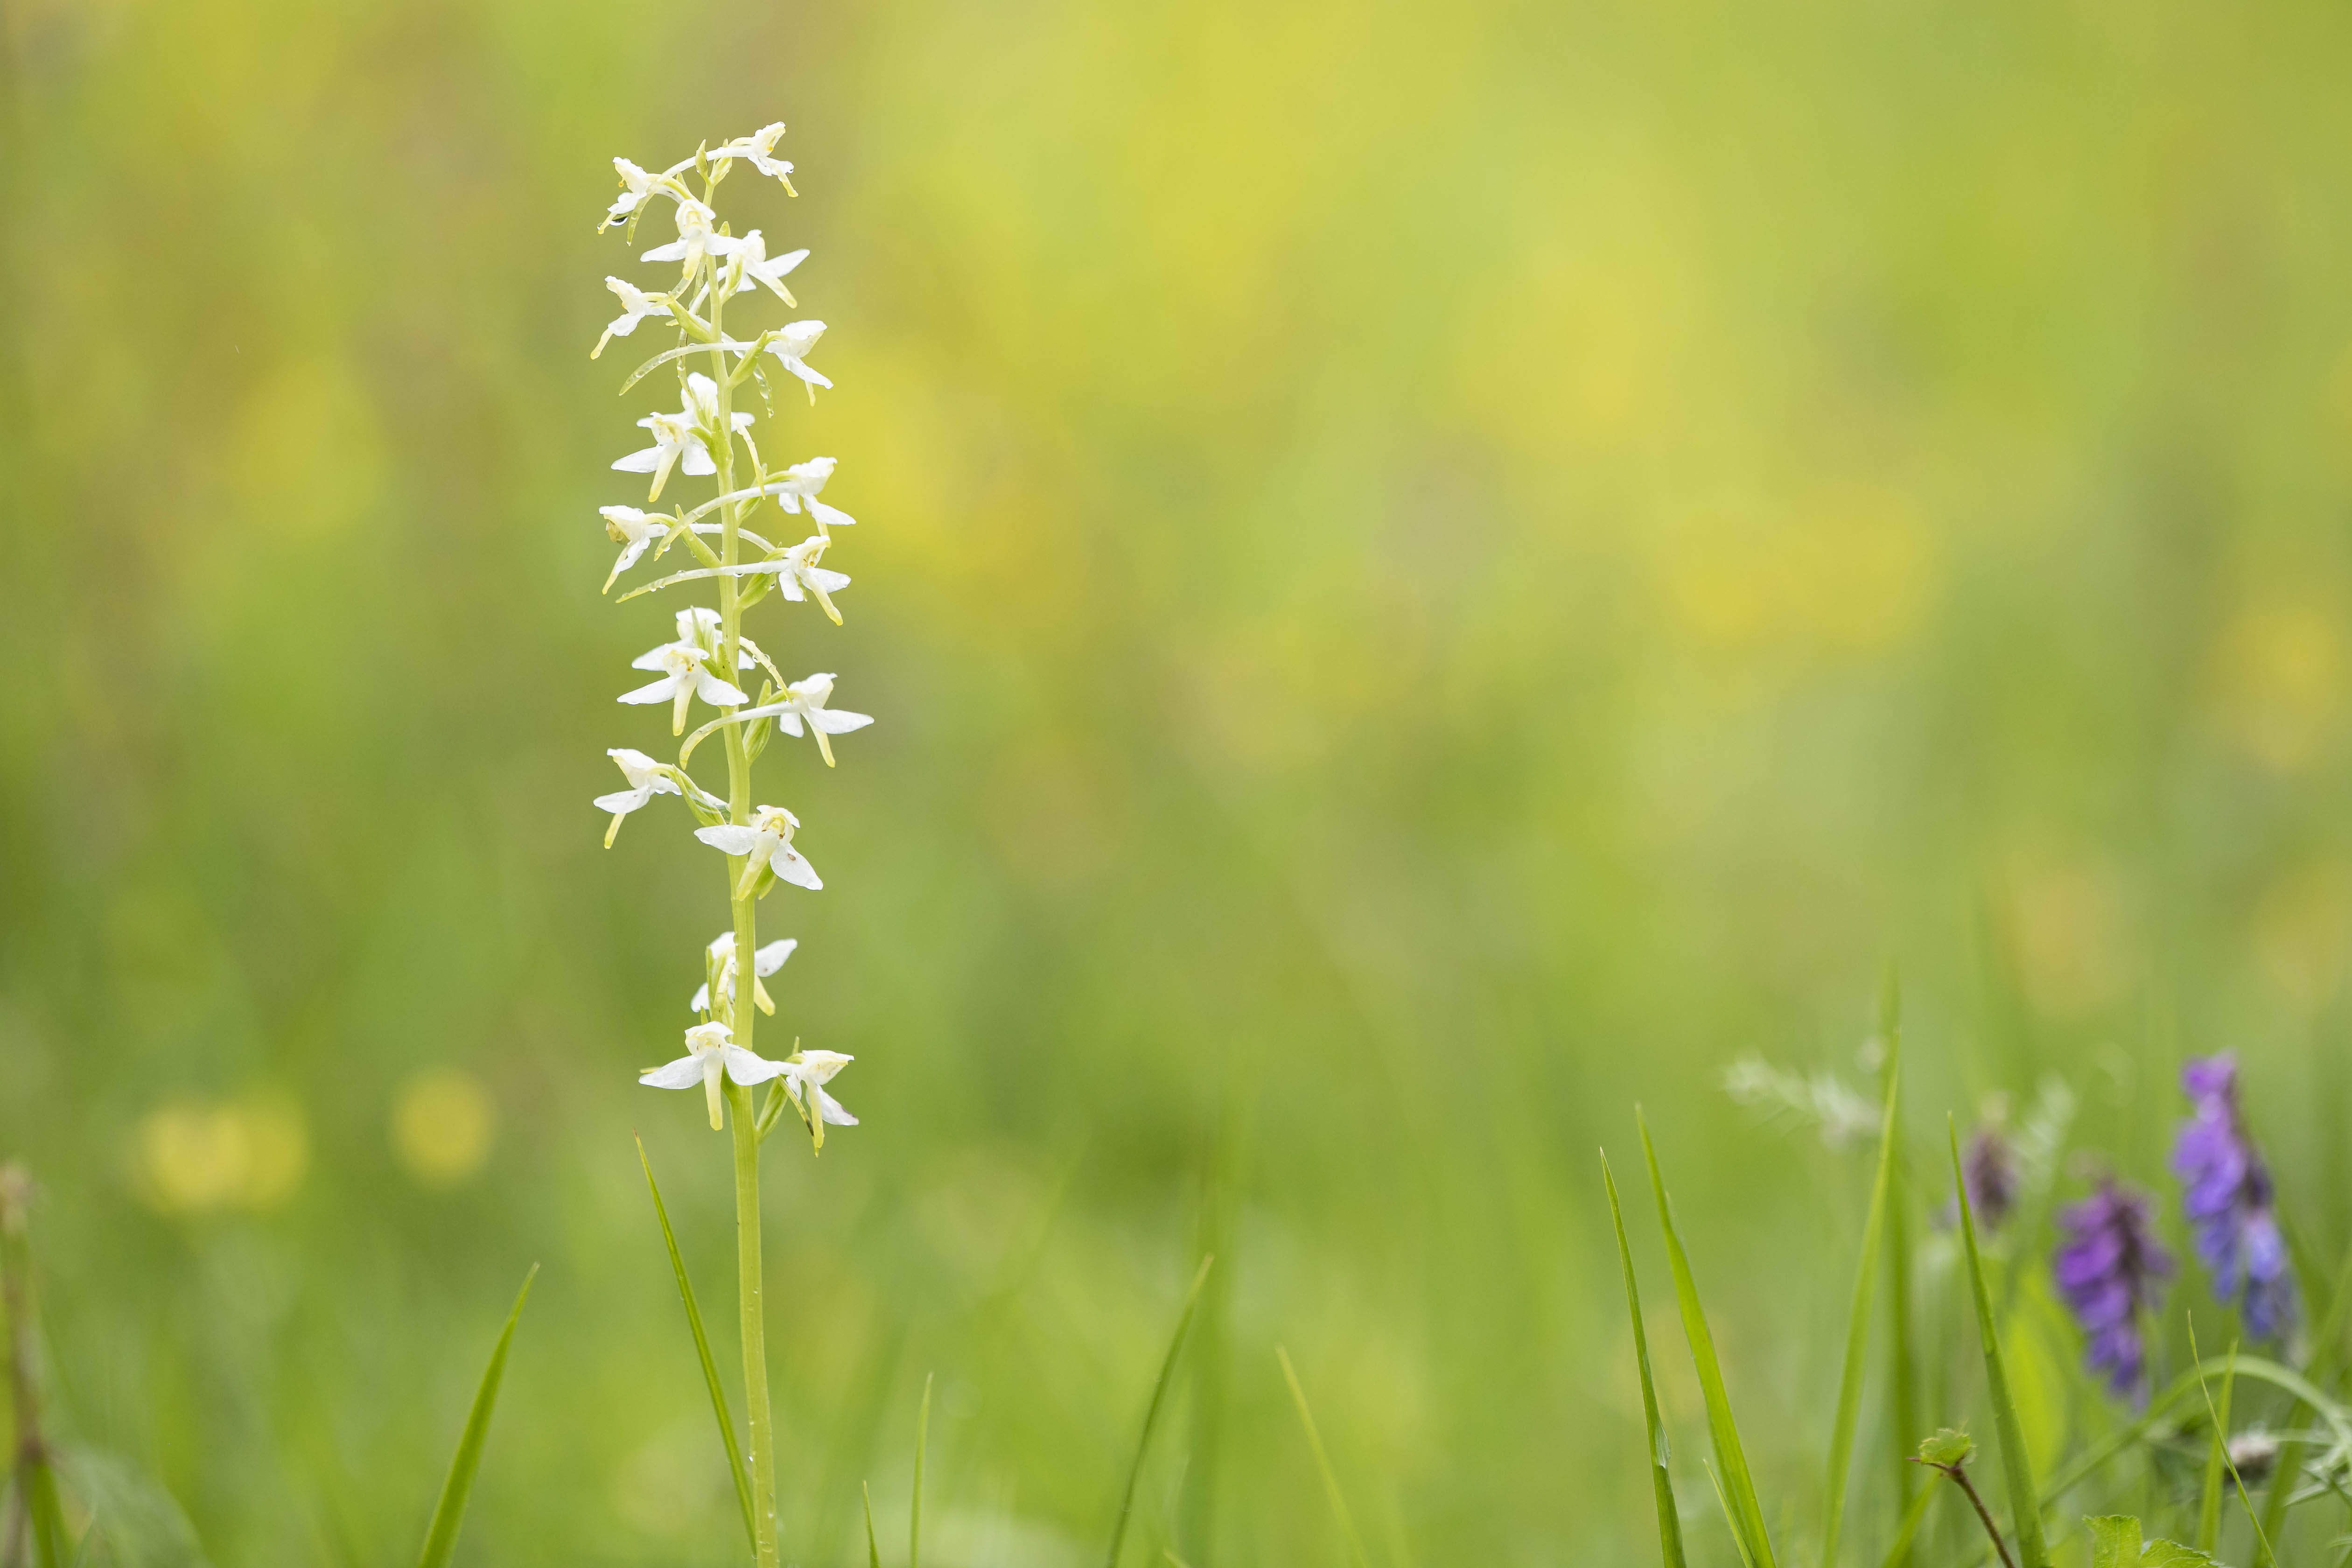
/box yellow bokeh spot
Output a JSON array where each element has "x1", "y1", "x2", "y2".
[
  {"x1": 2209, "y1": 597, "x2": 2345, "y2": 771},
  {"x1": 136, "y1": 1096, "x2": 308, "y2": 1216},
  {"x1": 1665, "y1": 483, "x2": 1932, "y2": 663},
  {"x1": 390, "y1": 1068, "x2": 495, "y2": 1189},
  {"x1": 2253, "y1": 861, "x2": 2351, "y2": 1008}
]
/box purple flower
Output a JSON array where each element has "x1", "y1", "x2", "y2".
[
  {"x1": 1961, "y1": 1125, "x2": 2020, "y2": 1232},
  {"x1": 2053, "y1": 1179, "x2": 2173, "y2": 1397},
  {"x1": 2172, "y1": 1054, "x2": 2297, "y2": 1340}
]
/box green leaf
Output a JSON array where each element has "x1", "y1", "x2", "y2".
[
  {"x1": 2085, "y1": 1515, "x2": 2141, "y2": 1568},
  {"x1": 1276, "y1": 1346, "x2": 1374, "y2": 1568},
  {"x1": 414, "y1": 1264, "x2": 536, "y2": 1568},
  {"x1": 1822, "y1": 1057, "x2": 1898, "y2": 1568},
  {"x1": 1916, "y1": 1429, "x2": 1974, "y2": 1468},
  {"x1": 863, "y1": 1481, "x2": 882, "y2": 1568},
  {"x1": 911, "y1": 1372, "x2": 932, "y2": 1568},
  {"x1": 1639, "y1": 1110, "x2": 1779, "y2": 1568},
  {"x1": 1603, "y1": 1152, "x2": 1688, "y2": 1568},
  {"x1": 636, "y1": 1137, "x2": 757, "y2": 1553},
  {"x1": 2141, "y1": 1541, "x2": 2223, "y2": 1568},
  {"x1": 1949, "y1": 1118, "x2": 2048, "y2": 1568},
  {"x1": 1103, "y1": 1255, "x2": 1214, "y2": 1568}
]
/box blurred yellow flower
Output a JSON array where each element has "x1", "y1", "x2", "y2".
[
  {"x1": 390, "y1": 1068, "x2": 496, "y2": 1189},
  {"x1": 136, "y1": 1095, "x2": 308, "y2": 1215}
]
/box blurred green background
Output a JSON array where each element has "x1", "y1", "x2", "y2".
[{"x1": 5, "y1": 0, "x2": 2352, "y2": 1562}]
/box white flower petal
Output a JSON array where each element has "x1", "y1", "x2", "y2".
[
  {"x1": 696, "y1": 824, "x2": 760, "y2": 856},
  {"x1": 809, "y1": 709, "x2": 873, "y2": 734},
  {"x1": 593, "y1": 785, "x2": 656, "y2": 813},
  {"x1": 754, "y1": 938, "x2": 797, "y2": 974},
  {"x1": 617, "y1": 676, "x2": 680, "y2": 704},
  {"x1": 638, "y1": 1054, "x2": 706, "y2": 1089},
  {"x1": 770, "y1": 845, "x2": 822, "y2": 891}
]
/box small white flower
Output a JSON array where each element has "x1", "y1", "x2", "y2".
[
  {"x1": 763, "y1": 321, "x2": 832, "y2": 401},
  {"x1": 619, "y1": 642, "x2": 749, "y2": 735},
  {"x1": 601, "y1": 505, "x2": 666, "y2": 589},
  {"x1": 638, "y1": 1020, "x2": 789, "y2": 1131},
  {"x1": 767, "y1": 535, "x2": 850, "y2": 624},
  {"x1": 680, "y1": 370, "x2": 756, "y2": 444},
  {"x1": 593, "y1": 747, "x2": 680, "y2": 846},
  {"x1": 612, "y1": 374, "x2": 750, "y2": 501},
  {"x1": 784, "y1": 1049, "x2": 857, "y2": 1129},
  {"x1": 690, "y1": 931, "x2": 797, "y2": 1015},
  {"x1": 594, "y1": 276, "x2": 671, "y2": 359},
  {"x1": 696, "y1": 804, "x2": 821, "y2": 899},
  {"x1": 767, "y1": 672, "x2": 872, "y2": 767},
  {"x1": 729, "y1": 231, "x2": 809, "y2": 305},
  {"x1": 765, "y1": 455, "x2": 854, "y2": 531},
  {"x1": 642, "y1": 198, "x2": 744, "y2": 277},
  {"x1": 710, "y1": 123, "x2": 797, "y2": 190},
  {"x1": 602, "y1": 157, "x2": 674, "y2": 229}
]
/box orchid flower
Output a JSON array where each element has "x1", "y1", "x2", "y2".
[
  {"x1": 763, "y1": 321, "x2": 832, "y2": 400},
  {"x1": 710, "y1": 123, "x2": 797, "y2": 191},
  {"x1": 696, "y1": 804, "x2": 821, "y2": 898},
  {"x1": 639, "y1": 1021, "x2": 789, "y2": 1131},
  {"x1": 784, "y1": 1050, "x2": 857, "y2": 1134},
  {"x1": 594, "y1": 276, "x2": 672, "y2": 359},
  {"x1": 593, "y1": 747, "x2": 681, "y2": 847},
  {"x1": 643, "y1": 198, "x2": 743, "y2": 281},
  {"x1": 691, "y1": 932, "x2": 798, "y2": 1015},
  {"x1": 619, "y1": 643, "x2": 748, "y2": 735},
  {"x1": 766, "y1": 455, "x2": 855, "y2": 532},
  {"x1": 765, "y1": 672, "x2": 872, "y2": 767},
  {"x1": 601, "y1": 505, "x2": 667, "y2": 589},
  {"x1": 602, "y1": 157, "x2": 679, "y2": 230},
  {"x1": 770, "y1": 534, "x2": 850, "y2": 623},
  {"x1": 613, "y1": 373, "x2": 751, "y2": 501},
  {"x1": 729, "y1": 231, "x2": 809, "y2": 305}
]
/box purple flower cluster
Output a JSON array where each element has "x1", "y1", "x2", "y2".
[
  {"x1": 2052, "y1": 1179, "x2": 2173, "y2": 1397},
  {"x1": 2172, "y1": 1054, "x2": 2297, "y2": 1340}
]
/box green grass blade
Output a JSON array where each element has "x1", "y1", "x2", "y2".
[
  {"x1": 1603, "y1": 1151, "x2": 1688, "y2": 1568},
  {"x1": 912, "y1": 1371, "x2": 932, "y2": 1568},
  {"x1": 1875, "y1": 1481, "x2": 1937, "y2": 1568},
  {"x1": 1878, "y1": 968, "x2": 1918, "y2": 1568},
  {"x1": 2255, "y1": 1250, "x2": 2352, "y2": 1558},
  {"x1": 2194, "y1": 1341, "x2": 2234, "y2": 1555},
  {"x1": 1639, "y1": 1109, "x2": 1779, "y2": 1568},
  {"x1": 1822, "y1": 1057, "x2": 1899, "y2": 1568},
  {"x1": 2187, "y1": 1323, "x2": 2274, "y2": 1567},
  {"x1": 1948, "y1": 1118, "x2": 2048, "y2": 1568},
  {"x1": 863, "y1": 1481, "x2": 882, "y2": 1568},
  {"x1": 1103, "y1": 1255, "x2": 1214, "y2": 1568},
  {"x1": 415, "y1": 1263, "x2": 536, "y2": 1568},
  {"x1": 1276, "y1": 1346, "x2": 1374, "y2": 1568},
  {"x1": 636, "y1": 1136, "x2": 756, "y2": 1553}
]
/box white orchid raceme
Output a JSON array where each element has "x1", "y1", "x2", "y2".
[
  {"x1": 765, "y1": 672, "x2": 872, "y2": 767},
  {"x1": 784, "y1": 1050, "x2": 857, "y2": 1136},
  {"x1": 639, "y1": 1020, "x2": 788, "y2": 1131},
  {"x1": 691, "y1": 931, "x2": 797, "y2": 1015},
  {"x1": 593, "y1": 747, "x2": 681, "y2": 846},
  {"x1": 765, "y1": 455, "x2": 855, "y2": 532},
  {"x1": 643, "y1": 198, "x2": 742, "y2": 281},
  {"x1": 620, "y1": 642, "x2": 748, "y2": 735},
  {"x1": 696, "y1": 804, "x2": 821, "y2": 898},
  {"x1": 763, "y1": 321, "x2": 831, "y2": 400},
  {"x1": 710, "y1": 123, "x2": 797, "y2": 190},
  {"x1": 594, "y1": 276, "x2": 672, "y2": 358},
  {"x1": 729, "y1": 231, "x2": 808, "y2": 306},
  {"x1": 601, "y1": 505, "x2": 667, "y2": 589}
]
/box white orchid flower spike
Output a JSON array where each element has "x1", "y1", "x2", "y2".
[
  {"x1": 593, "y1": 747, "x2": 681, "y2": 847},
  {"x1": 696, "y1": 804, "x2": 821, "y2": 899},
  {"x1": 767, "y1": 672, "x2": 872, "y2": 767},
  {"x1": 639, "y1": 1020, "x2": 788, "y2": 1131},
  {"x1": 691, "y1": 932, "x2": 798, "y2": 1015},
  {"x1": 710, "y1": 123, "x2": 798, "y2": 190},
  {"x1": 594, "y1": 277, "x2": 671, "y2": 358},
  {"x1": 730, "y1": 231, "x2": 809, "y2": 305},
  {"x1": 600, "y1": 505, "x2": 666, "y2": 589},
  {"x1": 618, "y1": 641, "x2": 748, "y2": 735},
  {"x1": 763, "y1": 321, "x2": 831, "y2": 401},
  {"x1": 643, "y1": 198, "x2": 743, "y2": 281}
]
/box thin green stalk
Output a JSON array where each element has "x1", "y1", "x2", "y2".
[
  {"x1": 416, "y1": 1266, "x2": 537, "y2": 1568},
  {"x1": 2255, "y1": 1249, "x2": 2352, "y2": 1558},
  {"x1": 863, "y1": 1483, "x2": 882, "y2": 1568},
  {"x1": 1105, "y1": 1257, "x2": 1214, "y2": 1568},
  {"x1": 1878, "y1": 966, "x2": 1918, "y2": 1568},
  {"x1": 1275, "y1": 1347, "x2": 1374, "y2": 1568},
  {"x1": 635, "y1": 1138, "x2": 756, "y2": 1551},
  {"x1": 1824, "y1": 1057, "x2": 1900, "y2": 1568},
  {"x1": 911, "y1": 1372, "x2": 931, "y2": 1568},
  {"x1": 1949, "y1": 1120, "x2": 2047, "y2": 1568},
  {"x1": 2195, "y1": 1344, "x2": 2234, "y2": 1555},
  {"x1": 2189, "y1": 1323, "x2": 2274, "y2": 1567},
  {"x1": 729, "y1": 1077, "x2": 778, "y2": 1568},
  {"x1": 1603, "y1": 1152, "x2": 1688, "y2": 1568},
  {"x1": 1, "y1": 1169, "x2": 66, "y2": 1568}
]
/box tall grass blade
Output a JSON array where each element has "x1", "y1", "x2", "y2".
[
  {"x1": 1603, "y1": 1151, "x2": 1688, "y2": 1568},
  {"x1": 414, "y1": 1264, "x2": 536, "y2": 1568},
  {"x1": 1878, "y1": 969, "x2": 1918, "y2": 1568},
  {"x1": 911, "y1": 1371, "x2": 932, "y2": 1568},
  {"x1": 1948, "y1": 1119, "x2": 2048, "y2": 1568},
  {"x1": 863, "y1": 1481, "x2": 882, "y2": 1568},
  {"x1": 1822, "y1": 1054, "x2": 1898, "y2": 1568},
  {"x1": 1639, "y1": 1110, "x2": 1779, "y2": 1568},
  {"x1": 1275, "y1": 1346, "x2": 1374, "y2": 1568},
  {"x1": 2188, "y1": 1323, "x2": 2274, "y2": 1567},
  {"x1": 636, "y1": 1137, "x2": 757, "y2": 1553},
  {"x1": 1103, "y1": 1255, "x2": 1214, "y2": 1568},
  {"x1": 1875, "y1": 1481, "x2": 1937, "y2": 1568},
  {"x1": 1705, "y1": 1461, "x2": 1758, "y2": 1568},
  {"x1": 2255, "y1": 1249, "x2": 2352, "y2": 1558},
  {"x1": 2194, "y1": 1340, "x2": 2234, "y2": 1555}
]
